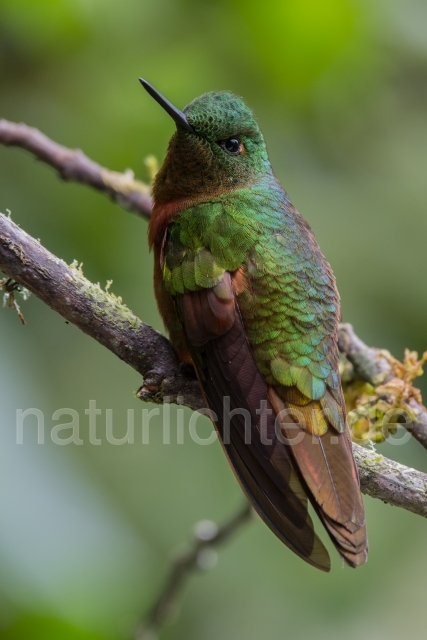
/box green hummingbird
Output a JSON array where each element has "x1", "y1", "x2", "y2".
[{"x1": 140, "y1": 79, "x2": 367, "y2": 571}]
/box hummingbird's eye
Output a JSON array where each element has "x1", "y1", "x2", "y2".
[{"x1": 220, "y1": 137, "x2": 243, "y2": 155}]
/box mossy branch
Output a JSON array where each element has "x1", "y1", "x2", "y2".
[
  {"x1": 0, "y1": 119, "x2": 152, "y2": 218},
  {"x1": 1, "y1": 210, "x2": 427, "y2": 520},
  {"x1": 339, "y1": 324, "x2": 427, "y2": 449},
  {"x1": 0, "y1": 213, "x2": 203, "y2": 411}
]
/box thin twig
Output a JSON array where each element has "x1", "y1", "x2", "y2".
[
  {"x1": 135, "y1": 503, "x2": 253, "y2": 640},
  {"x1": 0, "y1": 119, "x2": 152, "y2": 218}
]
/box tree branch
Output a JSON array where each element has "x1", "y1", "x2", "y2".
[
  {"x1": 1, "y1": 210, "x2": 427, "y2": 520},
  {"x1": 353, "y1": 444, "x2": 427, "y2": 517},
  {"x1": 0, "y1": 212, "x2": 203, "y2": 411},
  {"x1": 0, "y1": 119, "x2": 152, "y2": 218},
  {"x1": 339, "y1": 323, "x2": 427, "y2": 449}
]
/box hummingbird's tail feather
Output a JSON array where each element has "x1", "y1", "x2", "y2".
[
  {"x1": 269, "y1": 389, "x2": 368, "y2": 567},
  {"x1": 178, "y1": 286, "x2": 331, "y2": 571},
  {"x1": 223, "y1": 426, "x2": 331, "y2": 571}
]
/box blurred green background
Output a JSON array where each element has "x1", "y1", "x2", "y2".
[{"x1": 1, "y1": 0, "x2": 427, "y2": 638}]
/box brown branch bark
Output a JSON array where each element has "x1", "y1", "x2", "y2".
[
  {"x1": 353, "y1": 444, "x2": 427, "y2": 517},
  {"x1": 1, "y1": 211, "x2": 427, "y2": 520},
  {"x1": 0, "y1": 213, "x2": 203, "y2": 411},
  {"x1": 0, "y1": 119, "x2": 152, "y2": 218}
]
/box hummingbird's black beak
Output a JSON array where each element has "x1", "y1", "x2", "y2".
[{"x1": 139, "y1": 78, "x2": 196, "y2": 134}]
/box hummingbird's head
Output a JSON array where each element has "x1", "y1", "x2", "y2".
[{"x1": 140, "y1": 80, "x2": 272, "y2": 205}]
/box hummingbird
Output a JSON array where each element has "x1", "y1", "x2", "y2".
[{"x1": 140, "y1": 78, "x2": 367, "y2": 571}]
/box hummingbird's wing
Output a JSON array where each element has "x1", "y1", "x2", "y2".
[
  {"x1": 176, "y1": 274, "x2": 331, "y2": 572},
  {"x1": 235, "y1": 205, "x2": 368, "y2": 568}
]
